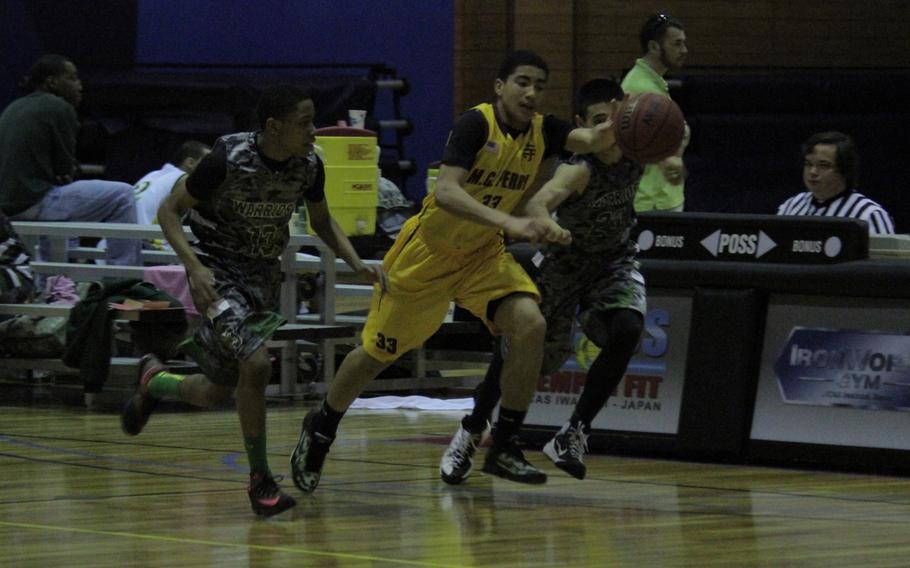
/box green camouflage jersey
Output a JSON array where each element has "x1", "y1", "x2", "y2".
[
  {"x1": 186, "y1": 131, "x2": 324, "y2": 260},
  {"x1": 551, "y1": 153, "x2": 644, "y2": 258},
  {"x1": 535, "y1": 153, "x2": 646, "y2": 375}
]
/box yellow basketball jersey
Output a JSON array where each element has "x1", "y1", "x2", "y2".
[{"x1": 417, "y1": 103, "x2": 546, "y2": 253}]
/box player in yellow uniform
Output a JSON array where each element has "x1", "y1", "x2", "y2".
[{"x1": 291, "y1": 50, "x2": 615, "y2": 489}]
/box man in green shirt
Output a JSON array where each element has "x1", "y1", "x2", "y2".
[{"x1": 621, "y1": 13, "x2": 690, "y2": 212}]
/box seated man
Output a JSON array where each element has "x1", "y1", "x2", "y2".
[
  {"x1": 0, "y1": 209, "x2": 34, "y2": 303},
  {"x1": 777, "y1": 131, "x2": 895, "y2": 235},
  {"x1": 134, "y1": 140, "x2": 211, "y2": 225},
  {"x1": 0, "y1": 54, "x2": 140, "y2": 265}
]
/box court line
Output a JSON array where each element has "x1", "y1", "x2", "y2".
[
  {"x1": 0, "y1": 520, "x2": 464, "y2": 568},
  {"x1": 0, "y1": 450, "x2": 238, "y2": 484}
]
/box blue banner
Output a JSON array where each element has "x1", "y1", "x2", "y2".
[{"x1": 774, "y1": 328, "x2": 910, "y2": 411}]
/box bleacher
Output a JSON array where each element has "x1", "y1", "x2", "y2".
[{"x1": 1, "y1": 221, "x2": 490, "y2": 405}]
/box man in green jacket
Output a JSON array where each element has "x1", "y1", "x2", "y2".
[{"x1": 621, "y1": 13, "x2": 690, "y2": 212}]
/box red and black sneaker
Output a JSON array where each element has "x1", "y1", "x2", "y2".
[
  {"x1": 120, "y1": 354, "x2": 166, "y2": 436},
  {"x1": 248, "y1": 473, "x2": 297, "y2": 517}
]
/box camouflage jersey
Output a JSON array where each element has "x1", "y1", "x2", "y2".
[
  {"x1": 186, "y1": 131, "x2": 324, "y2": 261},
  {"x1": 550, "y1": 153, "x2": 644, "y2": 260}
]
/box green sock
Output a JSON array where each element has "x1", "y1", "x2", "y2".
[
  {"x1": 147, "y1": 371, "x2": 184, "y2": 399},
  {"x1": 244, "y1": 436, "x2": 270, "y2": 477}
]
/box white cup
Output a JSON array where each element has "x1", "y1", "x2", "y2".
[{"x1": 348, "y1": 109, "x2": 366, "y2": 129}]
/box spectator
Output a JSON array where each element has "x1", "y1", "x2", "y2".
[
  {"x1": 621, "y1": 13, "x2": 690, "y2": 212},
  {"x1": 777, "y1": 131, "x2": 894, "y2": 235},
  {"x1": 0, "y1": 209, "x2": 34, "y2": 303},
  {"x1": 0, "y1": 54, "x2": 140, "y2": 265},
  {"x1": 134, "y1": 140, "x2": 211, "y2": 225}
]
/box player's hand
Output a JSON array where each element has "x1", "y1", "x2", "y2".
[
  {"x1": 186, "y1": 265, "x2": 219, "y2": 314},
  {"x1": 658, "y1": 156, "x2": 686, "y2": 185},
  {"x1": 541, "y1": 218, "x2": 572, "y2": 245},
  {"x1": 589, "y1": 115, "x2": 617, "y2": 153},
  {"x1": 356, "y1": 263, "x2": 389, "y2": 293},
  {"x1": 503, "y1": 216, "x2": 544, "y2": 243}
]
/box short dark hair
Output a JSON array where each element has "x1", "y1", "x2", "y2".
[
  {"x1": 639, "y1": 13, "x2": 685, "y2": 53},
  {"x1": 173, "y1": 140, "x2": 210, "y2": 165},
  {"x1": 21, "y1": 54, "x2": 72, "y2": 91},
  {"x1": 497, "y1": 49, "x2": 549, "y2": 81},
  {"x1": 576, "y1": 78, "x2": 624, "y2": 118},
  {"x1": 802, "y1": 131, "x2": 860, "y2": 188},
  {"x1": 256, "y1": 84, "x2": 311, "y2": 129}
]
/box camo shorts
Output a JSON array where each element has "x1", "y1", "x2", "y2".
[
  {"x1": 179, "y1": 254, "x2": 285, "y2": 386},
  {"x1": 535, "y1": 250, "x2": 646, "y2": 376}
]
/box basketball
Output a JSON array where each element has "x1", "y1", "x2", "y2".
[{"x1": 615, "y1": 93, "x2": 685, "y2": 164}]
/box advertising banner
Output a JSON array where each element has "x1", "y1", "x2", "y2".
[
  {"x1": 774, "y1": 328, "x2": 910, "y2": 411},
  {"x1": 526, "y1": 292, "x2": 690, "y2": 434},
  {"x1": 751, "y1": 295, "x2": 910, "y2": 449}
]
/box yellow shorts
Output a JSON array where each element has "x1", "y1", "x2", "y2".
[{"x1": 361, "y1": 218, "x2": 539, "y2": 363}]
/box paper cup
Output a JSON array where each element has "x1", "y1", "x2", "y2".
[{"x1": 348, "y1": 109, "x2": 366, "y2": 129}]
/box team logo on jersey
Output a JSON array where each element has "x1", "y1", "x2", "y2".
[
  {"x1": 484, "y1": 141, "x2": 500, "y2": 154},
  {"x1": 522, "y1": 141, "x2": 537, "y2": 161}
]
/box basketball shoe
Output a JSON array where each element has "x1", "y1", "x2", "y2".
[
  {"x1": 440, "y1": 420, "x2": 490, "y2": 485},
  {"x1": 482, "y1": 435, "x2": 547, "y2": 484},
  {"x1": 121, "y1": 354, "x2": 166, "y2": 436},
  {"x1": 290, "y1": 408, "x2": 334, "y2": 493},
  {"x1": 248, "y1": 473, "x2": 296, "y2": 517},
  {"x1": 542, "y1": 423, "x2": 589, "y2": 480}
]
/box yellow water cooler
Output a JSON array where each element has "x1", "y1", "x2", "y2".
[{"x1": 309, "y1": 126, "x2": 378, "y2": 235}]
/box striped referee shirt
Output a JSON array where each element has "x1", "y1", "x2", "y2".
[{"x1": 776, "y1": 190, "x2": 895, "y2": 235}]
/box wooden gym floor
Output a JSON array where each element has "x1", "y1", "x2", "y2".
[{"x1": 2, "y1": 400, "x2": 910, "y2": 567}]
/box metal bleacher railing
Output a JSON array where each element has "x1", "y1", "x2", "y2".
[{"x1": 6, "y1": 222, "x2": 489, "y2": 398}]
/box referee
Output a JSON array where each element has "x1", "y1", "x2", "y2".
[{"x1": 777, "y1": 131, "x2": 894, "y2": 235}]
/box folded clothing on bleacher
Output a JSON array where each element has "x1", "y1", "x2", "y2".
[{"x1": 144, "y1": 265, "x2": 199, "y2": 316}]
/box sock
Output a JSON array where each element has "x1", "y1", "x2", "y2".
[
  {"x1": 566, "y1": 412, "x2": 590, "y2": 434},
  {"x1": 147, "y1": 371, "x2": 185, "y2": 399},
  {"x1": 492, "y1": 407, "x2": 526, "y2": 447},
  {"x1": 462, "y1": 413, "x2": 488, "y2": 434},
  {"x1": 462, "y1": 342, "x2": 504, "y2": 434},
  {"x1": 244, "y1": 435, "x2": 270, "y2": 478},
  {"x1": 313, "y1": 400, "x2": 345, "y2": 439}
]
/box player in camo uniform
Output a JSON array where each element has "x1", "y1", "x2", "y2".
[
  {"x1": 441, "y1": 78, "x2": 646, "y2": 483},
  {"x1": 120, "y1": 84, "x2": 385, "y2": 517}
]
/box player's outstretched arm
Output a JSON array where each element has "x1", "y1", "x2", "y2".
[
  {"x1": 564, "y1": 95, "x2": 625, "y2": 155},
  {"x1": 435, "y1": 165, "x2": 514, "y2": 229},
  {"x1": 306, "y1": 198, "x2": 388, "y2": 291},
  {"x1": 523, "y1": 162, "x2": 590, "y2": 219},
  {"x1": 435, "y1": 164, "x2": 551, "y2": 243},
  {"x1": 158, "y1": 178, "x2": 218, "y2": 312},
  {"x1": 519, "y1": 163, "x2": 588, "y2": 247}
]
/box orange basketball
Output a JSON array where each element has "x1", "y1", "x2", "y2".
[{"x1": 615, "y1": 93, "x2": 685, "y2": 164}]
